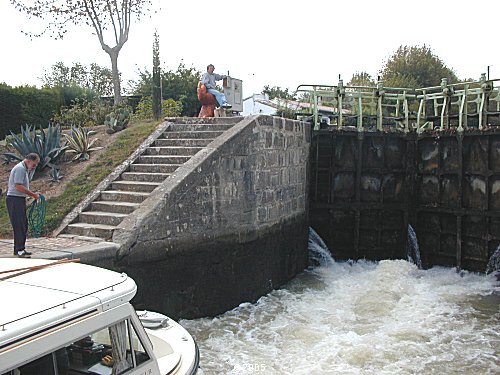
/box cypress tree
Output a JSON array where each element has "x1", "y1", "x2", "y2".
[{"x1": 152, "y1": 31, "x2": 162, "y2": 120}]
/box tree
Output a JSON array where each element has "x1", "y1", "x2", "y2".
[
  {"x1": 42, "y1": 62, "x2": 114, "y2": 97},
  {"x1": 10, "y1": 0, "x2": 152, "y2": 104},
  {"x1": 130, "y1": 62, "x2": 202, "y2": 116},
  {"x1": 380, "y1": 45, "x2": 458, "y2": 88},
  {"x1": 152, "y1": 31, "x2": 161, "y2": 121},
  {"x1": 348, "y1": 72, "x2": 376, "y2": 87},
  {"x1": 262, "y1": 85, "x2": 296, "y2": 100}
]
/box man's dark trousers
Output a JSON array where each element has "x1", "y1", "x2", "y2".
[{"x1": 6, "y1": 195, "x2": 28, "y2": 254}]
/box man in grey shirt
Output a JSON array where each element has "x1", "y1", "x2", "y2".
[
  {"x1": 200, "y1": 64, "x2": 232, "y2": 109},
  {"x1": 6, "y1": 153, "x2": 40, "y2": 257}
]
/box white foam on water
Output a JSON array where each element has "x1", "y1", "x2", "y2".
[{"x1": 181, "y1": 260, "x2": 499, "y2": 375}]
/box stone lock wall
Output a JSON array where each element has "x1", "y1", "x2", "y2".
[{"x1": 113, "y1": 115, "x2": 310, "y2": 318}]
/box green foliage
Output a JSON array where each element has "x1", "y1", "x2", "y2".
[
  {"x1": 57, "y1": 84, "x2": 98, "y2": 107},
  {"x1": 382, "y1": 75, "x2": 419, "y2": 89},
  {"x1": 0, "y1": 83, "x2": 61, "y2": 139},
  {"x1": 162, "y1": 99, "x2": 183, "y2": 117},
  {"x1": 105, "y1": 107, "x2": 131, "y2": 134},
  {"x1": 42, "y1": 62, "x2": 114, "y2": 97},
  {"x1": 348, "y1": 72, "x2": 376, "y2": 87},
  {"x1": 262, "y1": 85, "x2": 296, "y2": 100},
  {"x1": 133, "y1": 96, "x2": 183, "y2": 120},
  {"x1": 381, "y1": 45, "x2": 458, "y2": 88},
  {"x1": 52, "y1": 99, "x2": 111, "y2": 128},
  {"x1": 3, "y1": 124, "x2": 66, "y2": 174},
  {"x1": 133, "y1": 96, "x2": 154, "y2": 120},
  {"x1": 130, "y1": 62, "x2": 202, "y2": 116},
  {"x1": 64, "y1": 126, "x2": 102, "y2": 161}
]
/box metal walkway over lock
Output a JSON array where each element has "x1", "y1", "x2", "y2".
[{"x1": 297, "y1": 74, "x2": 500, "y2": 132}]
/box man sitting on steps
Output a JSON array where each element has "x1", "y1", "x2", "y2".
[{"x1": 200, "y1": 64, "x2": 232, "y2": 109}]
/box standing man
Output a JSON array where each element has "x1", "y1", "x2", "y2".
[
  {"x1": 201, "y1": 64, "x2": 232, "y2": 108},
  {"x1": 6, "y1": 153, "x2": 40, "y2": 257}
]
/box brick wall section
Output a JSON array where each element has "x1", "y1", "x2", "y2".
[{"x1": 113, "y1": 115, "x2": 310, "y2": 318}]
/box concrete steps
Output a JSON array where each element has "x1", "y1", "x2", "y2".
[
  {"x1": 162, "y1": 131, "x2": 223, "y2": 139},
  {"x1": 169, "y1": 123, "x2": 234, "y2": 131},
  {"x1": 100, "y1": 190, "x2": 151, "y2": 203},
  {"x1": 61, "y1": 119, "x2": 236, "y2": 242},
  {"x1": 153, "y1": 138, "x2": 213, "y2": 147},
  {"x1": 129, "y1": 164, "x2": 179, "y2": 173},
  {"x1": 121, "y1": 172, "x2": 170, "y2": 182},
  {"x1": 111, "y1": 180, "x2": 160, "y2": 193},
  {"x1": 138, "y1": 155, "x2": 191, "y2": 164},
  {"x1": 66, "y1": 223, "x2": 117, "y2": 241},
  {"x1": 79, "y1": 211, "x2": 128, "y2": 226},
  {"x1": 91, "y1": 201, "x2": 140, "y2": 214},
  {"x1": 145, "y1": 146, "x2": 204, "y2": 156}
]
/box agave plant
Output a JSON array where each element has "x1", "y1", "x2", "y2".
[
  {"x1": 64, "y1": 126, "x2": 102, "y2": 161},
  {"x1": 49, "y1": 166, "x2": 63, "y2": 182},
  {"x1": 3, "y1": 124, "x2": 67, "y2": 174}
]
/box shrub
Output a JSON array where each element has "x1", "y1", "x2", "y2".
[
  {"x1": 162, "y1": 98, "x2": 183, "y2": 117},
  {"x1": 0, "y1": 84, "x2": 61, "y2": 139},
  {"x1": 52, "y1": 99, "x2": 111, "y2": 128},
  {"x1": 58, "y1": 85, "x2": 98, "y2": 107},
  {"x1": 133, "y1": 96, "x2": 153, "y2": 120},
  {"x1": 3, "y1": 124, "x2": 66, "y2": 175},
  {"x1": 133, "y1": 96, "x2": 183, "y2": 119}
]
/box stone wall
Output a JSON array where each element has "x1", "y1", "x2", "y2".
[{"x1": 113, "y1": 115, "x2": 310, "y2": 318}]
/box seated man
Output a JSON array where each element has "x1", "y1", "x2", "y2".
[{"x1": 200, "y1": 64, "x2": 232, "y2": 108}]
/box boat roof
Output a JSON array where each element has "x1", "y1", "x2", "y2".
[{"x1": 0, "y1": 258, "x2": 136, "y2": 347}]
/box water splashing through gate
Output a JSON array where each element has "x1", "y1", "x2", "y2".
[
  {"x1": 308, "y1": 227, "x2": 334, "y2": 267},
  {"x1": 486, "y1": 244, "x2": 500, "y2": 275},
  {"x1": 407, "y1": 224, "x2": 422, "y2": 269}
]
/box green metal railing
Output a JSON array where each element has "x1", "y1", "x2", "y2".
[{"x1": 296, "y1": 74, "x2": 500, "y2": 132}]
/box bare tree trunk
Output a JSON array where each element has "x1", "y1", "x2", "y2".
[{"x1": 107, "y1": 49, "x2": 122, "y2": 105}]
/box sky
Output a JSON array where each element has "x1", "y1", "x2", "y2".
[{"x1": 1, "y1": 0, "x2": 499, "y2": 98}]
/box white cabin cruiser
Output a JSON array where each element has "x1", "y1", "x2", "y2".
[{"x1": 0, "y1": 258, "x2": 200, "y2": 375}]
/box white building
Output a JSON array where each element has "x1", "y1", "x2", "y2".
[{"x1": 241, "y1": 93, "x2": 277, "y2": 116}]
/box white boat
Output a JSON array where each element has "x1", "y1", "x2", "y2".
[{"x1": 0, "y1": 258, "x2": 200, "y2": 375}]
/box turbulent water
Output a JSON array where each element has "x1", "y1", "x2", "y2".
[{"x1": 182, "y1": 256, "x2": 499, "y2": 374}]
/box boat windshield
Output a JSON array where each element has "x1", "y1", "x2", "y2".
[{"x1": 2, "y1": 318, "x2": 151, "y2": 375}]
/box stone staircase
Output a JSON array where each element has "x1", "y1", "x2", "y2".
[{"x1": 60, "y1": 122, "x2": 235, "y2": 241}]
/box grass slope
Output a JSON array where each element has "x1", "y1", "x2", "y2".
[{"x1": 0, "y1": 120, "x2": 158, "y2": 237}]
